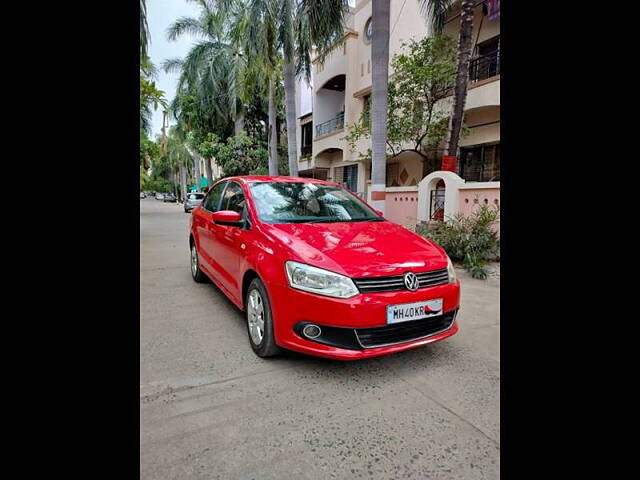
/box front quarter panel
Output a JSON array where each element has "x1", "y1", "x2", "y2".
[{"x1": 240, "y1": 222, "x2": 290, "y2": 310}]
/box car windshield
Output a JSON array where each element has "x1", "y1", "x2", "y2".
[{"x1": 249, "y1": 182, "x2": 383, "y2": 224}]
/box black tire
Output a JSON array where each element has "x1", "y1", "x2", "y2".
[
  {"x1": 190, "y1": 241, "x2": 207, "y2": 283},
  {"x1": 245, "y1": 278, "x2": 280, "y2": 358}
]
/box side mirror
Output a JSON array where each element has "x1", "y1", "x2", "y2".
[{"x1": 212, "y1": 210, "x2": 243, "y2": 226}]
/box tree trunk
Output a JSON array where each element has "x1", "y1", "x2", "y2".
[
  {"x1": 446, "y1": 0, "x2": 474, "y2": 157},
  {"x1": 268, "y1": 78, "x2": 279, "y2": 175},
  {"x1": 204, "y1": 156, "x2": 213, "y2": 190},
  {"x1": 234, "y1": 111, "x2": 245, "y2": 135},
  {"x1": 180, "y1": 166, "x2": 187, "y2": 203},
  {"x1": 192, "y1": 151, "x2": 202, "y2": 192},
  {"x1": 370, "y1": 0, "x2": 391, "y2": 214},
  {"x1": 283, "y1": 60, "x2": 299, "y2": 176}
]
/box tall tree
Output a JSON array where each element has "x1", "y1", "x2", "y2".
[
  {"x1": 246, "y1": 0, "x2": 280, "y2": 174},
  {"x1": 169, "y1": 94, "x2": 203, "y2": 191},
  {"x1": 370, "y1": 0, "x2": 391, "y2": 214},
  {"x1": 419, "y1": 0, "x2": 474, "y2": 158},
  {"x1": 140, "y1": 0, "x2": 149, "y2": 59},
  {"x1": 164, "y1": 0, "x2": 248, "y2": 139},
  {"x1": 280, "y1": 0, "x2": 298, "y2": 176},
  {"x1": 280, "y1": 0, "x2": 349, "y2": 177}
]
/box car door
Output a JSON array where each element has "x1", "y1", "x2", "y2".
[
  {"x1": 211, "y1": 181, "x2": 250, "y2": 300},
  {"x1": 194, "y1": 181, "x2": 227, "y2": 278}
]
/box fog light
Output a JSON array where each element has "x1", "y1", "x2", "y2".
[{"x1": 302, "y1": 324, "x2": 322, "y2": 339}]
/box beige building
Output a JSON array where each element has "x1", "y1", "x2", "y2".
[{"x1": 295, "y1": 0, "x2": 500, "y2": 211}]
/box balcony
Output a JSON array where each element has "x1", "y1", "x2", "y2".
[
  {"x1": 469, "y1": 49, "x2": 500, "y2": 83},
  {"x1": 315, "y1": 112, "x2": 344, "y2": 138}
]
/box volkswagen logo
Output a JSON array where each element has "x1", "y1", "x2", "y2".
[{"x1": 403, "y1": 272, "x2": 420, "y2": 291}]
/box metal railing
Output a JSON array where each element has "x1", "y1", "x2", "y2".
[
  {"x1": 315, "y1": 112, "x2": 345, "y2": 138},
  {"x1": 460, "y1": 164, "x2": 500, "y2": 182},
  {"x1": 469, "y1": 49, "x2": 500, "y2": 83}
]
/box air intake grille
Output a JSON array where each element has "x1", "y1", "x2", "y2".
[
  {"x1": 352, "y1": 268, "x2": 449, "y2": 293},
  {"x1": 355, "y1": 309, "x2": 457, "y2": 348}
]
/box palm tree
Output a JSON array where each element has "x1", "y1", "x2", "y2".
[
  {"x1": 280, "y1": 0, "x2": 298, "y2": 176},
  {"x1": 140, "y1": 67, "x2": 167, "y2": 134},
  {"x1": 280, "y1": 0, "x2": 349, "y2": 177},
  {"x1": 164, "y1": 0, "x2": 248, "y2": 137},
  {"x1": 419, "y1": 0, "x2": 474, "y2": 159},
  {"x1": 169, "y1": 92, "x2": 204, "y2": 191},
  {"x1": 246, "y1": 0, "x2": 280, "y2": 174},
  {"x1": 167, "y1": 125, "x2": 192, "y2": 202},
  {"x1": 140, "y1": 0, "x2": 166, "y2": 135},
  {"x1": 140, "y1": 0, "x2": 149, "y2": 59},
  {"x1": 164, "y1": 0, "x2": 246, "y2": 190},
  {"x1": 369, "y1": 0, "x2": 391, "y2": 214}
]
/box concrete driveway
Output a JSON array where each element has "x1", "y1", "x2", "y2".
[{"x1": 140, "y1": 198, "x2": 500, "y2": 479}]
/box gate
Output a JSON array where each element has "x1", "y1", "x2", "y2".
[{"x1": 430, "y1": 188, "x2": 445, "y2": 221}]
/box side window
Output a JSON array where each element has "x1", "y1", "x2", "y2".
[
  {"x1": 220, "y1": 182, "x2": 246, "y2": 214},
  {"x1": 203, "y1": 182, "x2": 226, "y2": 212}
]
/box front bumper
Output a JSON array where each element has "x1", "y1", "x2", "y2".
[{"x1": 268, "y1": 280, "x2": 460, "y2": 360}]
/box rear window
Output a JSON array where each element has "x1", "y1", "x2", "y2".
[{"x1": 188, "y1": 194, "x2": 204, "y2": 200}]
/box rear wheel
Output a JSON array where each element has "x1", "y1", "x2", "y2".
[
  {"x1": 190, "y1": 242, "x2": 207, "y2": 283},
  {"x1": 246, "y1": 278, "x2": 280, "y2": 357}
]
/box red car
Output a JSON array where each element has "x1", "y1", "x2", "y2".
[{"x1": 189, "y1": 176, "x2": 460, "y2": 360}]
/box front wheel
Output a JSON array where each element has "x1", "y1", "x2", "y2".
[
  {"x1": 246, "y1": 278, "x2": 280, "y2": 357},
  {"x1": 190, "y1": 242, "x2": 207, "y2": 283}
]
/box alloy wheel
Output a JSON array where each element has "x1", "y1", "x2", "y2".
[
  {"x1": 190, "y1": 244, "x2": 198, "y2": 277},
  {"x1": 247, "y1": 289, "x2": 265, "y2": 345}
]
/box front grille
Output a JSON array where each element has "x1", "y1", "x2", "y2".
[
  {"x1": 354, "y1": 309, "x2": 457, "y2": 348},
  {"x1": 352, "y1": 268, "x2": 449, "y2": 293}
]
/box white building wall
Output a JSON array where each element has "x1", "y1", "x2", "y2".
[
  {"x1": 298, "y1": 78, "x2": 313, "y2": 117},
  {"x1": 315, "y1": 89, "x2": 345, "y2": 126}
]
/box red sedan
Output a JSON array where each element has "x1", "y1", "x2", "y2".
[{"x1": 189, "y1": 176, "x2": 459, "y2": 360}]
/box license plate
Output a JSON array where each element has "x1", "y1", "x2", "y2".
[{"x1": 386, "y1": 298, "x2": 443, "y2": 324}]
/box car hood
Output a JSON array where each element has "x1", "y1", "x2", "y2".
[{"x1": 260, "y1": 221, "x2": 447, "y2": 278}]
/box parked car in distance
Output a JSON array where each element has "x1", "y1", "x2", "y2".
[
  {"x1": 189, "y1": 176, "x2": 460, "y2": 360},
  {"x1": 155, "y1": 192, "x2": 164, "y2": 200},
  {"x1": 184, "y1": 192, "x2": 205, "y2": 213},
  {"x1": 140, "y1": 192, "x2": 146, "y2": 199},
  {"x1": 163, "y1": 192, "x2": 177, "y2": 203}
]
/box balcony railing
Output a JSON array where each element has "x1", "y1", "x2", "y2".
[
  {"x1": 469, "y1": 50, "x2": 500, "y2": 83},
  {"x1": 315, "y1": 112, "x2": 345, "y2": 138}
]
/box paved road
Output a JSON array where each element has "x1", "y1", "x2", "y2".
[{"x1": 140, "y1": 198, "x2": 500, "y2": 479}]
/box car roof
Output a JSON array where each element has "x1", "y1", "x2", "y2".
[{"x1": 222, "y1": 175, "x2": 340, "y2": 187}]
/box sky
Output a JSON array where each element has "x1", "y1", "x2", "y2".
[{"x1": 148, "y1": 0, "x2": 201, "y2": 139}]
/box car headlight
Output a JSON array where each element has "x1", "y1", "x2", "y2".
[
  {"x1": 446, "y1": 256, "x2": 457, "y2": 284},
  {"x1": 285, "y1": 261, "x2": 359, "y2": 299}
]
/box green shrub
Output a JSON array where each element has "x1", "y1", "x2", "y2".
[
  {"x1": 416, "y1": 204, "x2": 500, "y2": 279},
  {"x1": 141, "y1": 177, "x2": 174, "y2": 193}
]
